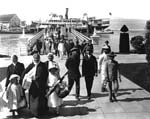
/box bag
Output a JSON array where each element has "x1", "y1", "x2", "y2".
[
  {"x1": 45, "y1": 72, "x2": 68, "y2": 98},
  {"x1": 57, "y1": 88, "x2": 69, "y2": 98},
  {"x1": 18, "y1": 97, "x2": 27, "y2": 109},
  {"x1": 22, "y1": 77, "x2": 32, "y2": 90},
  {"x1": 55, "y1": 81, "x2": 69, "y2": 98}
]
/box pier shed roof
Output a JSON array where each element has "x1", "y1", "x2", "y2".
[{"x1": 0, "y1": 14, "x2": 17, "y2": 23}]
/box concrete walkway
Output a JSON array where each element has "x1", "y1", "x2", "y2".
[{"x1": 0, "y1": 53, "x2": 150, "y2": 119}]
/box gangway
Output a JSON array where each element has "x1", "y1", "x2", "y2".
[
  {"x1": 71, "y1": 29, "x2": 91, "y2": 43},
  {"x1": 27, "y1": 29, "x2": 45, "y2": 54}
]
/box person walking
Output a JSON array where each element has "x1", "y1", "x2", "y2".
[
  {"x1": 82, "y1": 48, "x2": 98, "y2": 100},
  {"x1": 21, "y1": 52, "x2": 48, "y2": 117},
  {"x1": 65, "y1": 48, "x2": 81, "y2": 100},
  {"x1": 47, "y1": 66, "x2": 63, "y2": 115},
  {"x1": 101, "y1": 40, "x2": 111, "y2": 53},
  {"x1": 45, "y1": 53, "x2": 60, "y2": 73},
  {"x1": 58, "y1": 40, "x2": 65, "y2": 60},
  {"x1": 105, "y1": 52, "x2": 121, "y2": 102},
  {"x1": 98, "y1": 46, "x2": 109, "y2": 92},
  {"x1": 82, "y1": 40, "x2": 94, "y2": 55},
  {"x1": 5, "y1": 55, "x2": 25, "y2": 88}
]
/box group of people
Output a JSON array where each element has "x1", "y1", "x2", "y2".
[
  {"x1": 4, "y1": 52, "x2": 64, "y2": 117},
  {"x1": 3, "y1": 39, "x2": 121, "y2": 118},
  {"x1": 30, "y1": 25, "x2": 94, "y2": 62}
]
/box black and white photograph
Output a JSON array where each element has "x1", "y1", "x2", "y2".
[{"x1": 0, "y1": 0, "x2": 150, "y2": 118}]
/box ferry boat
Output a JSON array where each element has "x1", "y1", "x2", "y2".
[{"x1": 95, "y1": 29, "x2": 114, "y2": 35}]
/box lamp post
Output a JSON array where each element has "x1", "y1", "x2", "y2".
[{"x1": 83, "y1": 13, "x2": 89, "y2": 36}]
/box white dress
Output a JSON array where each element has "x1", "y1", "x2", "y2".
[
  {"x1": 98, "y1": 52, "x2": 108, "y2": 84},
  {"x1": 6, "y1": 84, "x2": 23, "y2": 110},
  {"x1": 47, "y1": 73, "x2": 63, "y2": 108}
]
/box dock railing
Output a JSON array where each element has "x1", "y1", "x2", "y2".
[
  {"x1": 71, "y1": 29, "x2": 91, "y2": 43},
  {"x1": 27, "y1": 29, "x2": 45, "y2": 51}
]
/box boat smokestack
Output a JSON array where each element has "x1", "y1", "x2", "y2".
[{"x1": 65, "y1": 8, "x2": 68, "y2": 19}]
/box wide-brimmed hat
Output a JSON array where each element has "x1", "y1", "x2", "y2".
[
  {"x1": 69, "y1": 47, "x2": 78, "y2": 53},
  {"x1": 9, "y1": 74, "x2": 20, "y2": 81},
  {"x1": 47, "y1": 52, "x2": 54, "y2": 58},
  {"x1": 107, "y1": 52, "x2": 116, "y2": 57},
  {"x1": 49, "y1": 65, "x2": 58, "y2": 72}
]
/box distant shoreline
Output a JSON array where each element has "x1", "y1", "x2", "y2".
[{"x1": 0, "y1": 54, "x2": 10, "y2": 58}]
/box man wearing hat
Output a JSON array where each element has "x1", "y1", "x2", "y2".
[
  {"x1": 98, "y1": 46, "x2": 109, "y2": 92},
  {"x1": 105, "y1": 52, "x2": 121, "y2": 102},
  {"x1": 5, "y1": 55, "x2": 25, "y2": 88},
  {"x1": 82, "y1": 40, "x2": 94, "y2": 56},
  {"x1": 82, "y1": 47, "x2": 98, "y2": 100},
  {"x1": 21, "y1": 53, "x2": 48, "y2": 117},
  {"x1": 101, "y1": 40, "x2": 111, "y2": 53},
  {"x1": 65, "y1": 46, "x2": 81, "y2": 100}
]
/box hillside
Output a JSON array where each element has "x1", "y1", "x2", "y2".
[{"x1": 108, "y1": 18, "x2": 147, "y2": 31}]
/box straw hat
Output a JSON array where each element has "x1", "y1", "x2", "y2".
[
  {"x1": 47, "y1": 52, "x2": 54, "y2": 58},
  {"x1": 69, "y1": 47, "x2": 78, "y2": 53},
  {"x1": 9, "y1": 74, "x2": 20, "y2": 81}
]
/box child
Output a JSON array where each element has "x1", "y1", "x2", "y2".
[
  {"x1": 47, "y1": 66, "x2": 63, "y2": 115},
  {"x1": 105, "y1": 52, "x2": 121, "y2": 102},
  {"x1": 6, "y1": 74, "x2": 24, "y2": 116}
]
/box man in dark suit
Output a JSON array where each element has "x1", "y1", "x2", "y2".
[
  {"x1": 5, "y1": 55, "x2": 25, "y2": 88},
  {"x1": 82, "y1": 48, "x2": 98, "y2": 100},
  {"x1": 65, "y1": 48, "x2": 81, "y2": 100},
  {"x1": 82, "y1": 40, "x2": 94, "y2": 56},
  {"x1": 21, "y1": 52, "x2": 48, "y2": 117}
]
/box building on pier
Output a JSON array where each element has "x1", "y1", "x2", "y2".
[{"x1": 0, "y1": 14, "x2": 21, "y2": 31}]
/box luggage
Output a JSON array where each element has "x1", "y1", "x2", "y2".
[
  {"x1": 45, "y1": 72, "x2": 69, "y2": 98},
  {"x1": 55, "y1": 81, "x2": 69, "y2": 98}
]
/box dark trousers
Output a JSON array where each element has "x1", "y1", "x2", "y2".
[
  {"x1": 68, "y1": 77, "x2": 80, "y2": 97},
  {"x1": 85, "y1": 76, "x2": 94, "y2": 97}
]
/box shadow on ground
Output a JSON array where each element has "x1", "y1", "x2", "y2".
[
  {"x1": 118, "y1": 97, "x2": 150, "y2": 102},
  {"x1": 120, "y1": 63, "x2": 150, "y2": 92},
  {"x1": 2, "y1": 106, "x2": 95, "y2": 119},
  {"x1": 63, "y1": 99, "x2": 94, "y2": 106}
]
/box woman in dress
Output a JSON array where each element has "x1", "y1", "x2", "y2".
[{"x1": 47, "y1": 65, "x2": 63, "y2": 115}]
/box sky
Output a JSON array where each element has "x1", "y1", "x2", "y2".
[{"x1": 0, "y1": 0, "x2": 150, "y2": 24}]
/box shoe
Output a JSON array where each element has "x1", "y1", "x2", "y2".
[
  {"x1": 113, "y1": 97, "x2": 118, "y2": 102},
  {"x1": 115, "y1": 92, "x2": 118, "y2": 97},
  {"x1": 75, "y1": 97, "x2": 80, "y2": 101},
  {"x1": 101, "y1": 87, "x2": 107, "y2": 92},
  {"x1": 109, "y1": 99, "x2": 113, "y2": 103},
  {"x1": 88, "y1": 96, "x2": 91, "y2": 100},
  {"x1": 112, "y1": 93, "x2": 118, "y2": 101}
]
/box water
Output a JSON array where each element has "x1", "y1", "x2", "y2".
[
  {"x1": 0, "y1": 30, "x2": 145, "y2": 57},
  {"x1": 96, "y1": 30, "x2": 146, "y2": 53},
  {"x1": 0, "y1": 34, "x2": 34, "y2": 56}
]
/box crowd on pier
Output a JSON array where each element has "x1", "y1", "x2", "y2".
[{"x1": 1, "y1": 26, "x2": 122, "y2": 118}]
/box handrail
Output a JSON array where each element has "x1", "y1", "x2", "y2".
[
  {"x1": 27, "y1": 29, "x2": 45, "y2": 49},
  {"x1": 71, "y1": 29, "x2": 91, "y2": 43}
]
